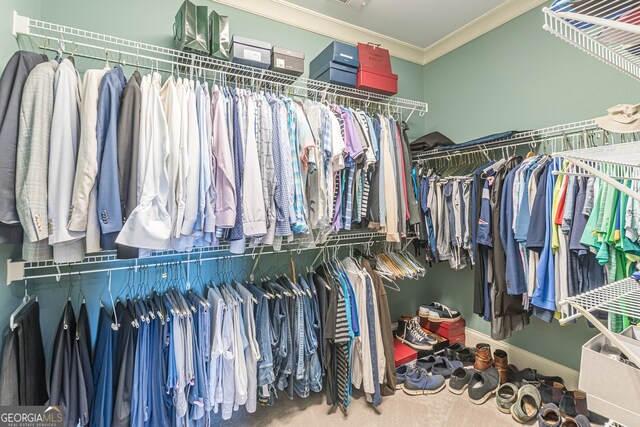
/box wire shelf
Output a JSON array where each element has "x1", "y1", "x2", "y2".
[
  {"x1": 413, "y1": 119, "x2": 601, "y2": 160},
  {"x1": 554, "y1": 140, "x2": 640, "y2": 202},
  {"x1": 11, "y1": 12, "x2": 428, "y2": 115},
  {"x1": 559, "y1": 278, "x2": 640, "y2": 324},
  {"x1": 6, "y1": 231, "x2": 393, "y2": 285},
  {"x1": 542, "y1": 2, "x2": 640, "y2": 83}
]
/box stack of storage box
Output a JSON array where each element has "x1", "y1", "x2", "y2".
[
  {"x1": 356, "y1": 43, "x2": 398, "y2": 95},
  {"x1": 310, "y1": 41, "x2": 359, "y2": 87}
]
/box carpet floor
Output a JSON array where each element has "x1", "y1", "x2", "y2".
[{"x1": 211, "y1": 387, "x2": 539, "y2": 426}]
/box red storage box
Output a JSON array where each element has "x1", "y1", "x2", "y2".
[
  {"x1": 394, "y1": 338, "x2": 417, "y2": 367},
  {"x1": 356, "y1": 66, "x2": 398, "y2": 96},
  {"x1": 419, "y1": 316, "x2": 465, "y2": 340},
  {"x1": 357, "y1": 42, "x2": 392, "y2": 73},
  {"x1": 447, "y1": 333, "x2": 466, "y2": 346}
]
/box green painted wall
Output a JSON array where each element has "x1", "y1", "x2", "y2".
[
  {"x1": 421, "y1": 3, "x2": 640, "y2": 370},
  {"x1": 2, "y1": 0, "x2": 637, "y2": 376},
  {"x1": 423, "y1": 2, "x2": 638, "y2": 143}
]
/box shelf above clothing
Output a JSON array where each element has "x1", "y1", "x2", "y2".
[
  {"x1": 11, "y1": 11, "x2": 428, "y2": 115},
  {"x1": 542, "y1": 3, "x2": 640, "y2": 83},
  {"x1": 5, "y1": 231, "x2": 397, "y2": 285},
  {"x1": 413, "y1": 119, "x2": 601, "y2": 160}
]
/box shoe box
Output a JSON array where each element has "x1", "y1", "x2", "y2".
[
  {"x1": 394, "y1": 338, "x2": 417, "y2": 368},
  {"x1": 416, "y1": 330, "x2": 449, "y2": 359},
  {"x1": 419, "y1": 315, "x2": 465, "y2": 345}
]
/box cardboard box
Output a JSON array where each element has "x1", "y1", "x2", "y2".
[
  {"x1": 394, "y1": 338, "x2": 417, "y2": 367},
  {"x1": 416, "y1": 331, "x2": 449, "y2": 359},
  {"x1": 579, "y1": 332, "x2": 640, "y2": 426},
  {"x1": 270, "y1": 47, "x2": 304, "y2": 76},
  {"x1": 310, "y1": 62, "x2": 357, "y2": 87},
  {"x1": 356, "y1": 66, "x2": 398, "y2": 95},
  {"x1": 419, "y1": 315, "x2": 465, "y2": 340},
  {"x1": 230, "y1": 35, "x2": 272, "y2": 69}
]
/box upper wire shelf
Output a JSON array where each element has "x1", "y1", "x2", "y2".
[
  {"x1": 413, "y1": 119, "x2": 602, "y2": 160},
  {"x1": 542, "y1": 1, "x2": 640, "y2": 83},
  {"x1": 11, "y1": 12, "x2": 428, "y2": 115}
]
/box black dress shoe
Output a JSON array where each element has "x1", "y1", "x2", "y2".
[
  {"x1": 444, "y1": 343, "x2": 464, "y2": 360},
  {"x1": 454, "y1": 347, "x2": 476, "y2": 365}
]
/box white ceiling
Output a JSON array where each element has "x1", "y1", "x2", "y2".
[{"x1": 283, "y1": 0, "x2": 510, "y2": 49}]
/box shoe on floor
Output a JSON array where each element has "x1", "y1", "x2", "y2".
[
  {"x1": 454, "y1": 347, "x2": 476, "y2": 365},
  {"x1": 395, "y1": 364, "x2": 420, "y2": 390},
  {"x1": 494, "y1": 349, "x2": 509, "y2": 384},
  {"x1": 444, "y1": 343, "x2": 476, "y2": 365},
  {"x1": 508, "y1": 366, "x2": 538, "y2": 386},
  {"x1": 419, "y1": 301, "x2": 461, "y2": 322},
  {"x1": 395, "y1": 316, "x2": 434, "y2": 351},
  {"x1": 496, "y1": 382, "x2": 518, "y2": 414},
  {"x1": 431, "y1": 356, "x2": 463, "y2": 378},
  {"x1": 510, "y1": 383, "x2": 541, "y2": 423},
  {"x1": 538, "y1": 380, "x2": 565, "y2": 405},
  {"x1": 447, "y1": 367, "x2": 475, "y2": 395},
  {"x1": 560, "y1": 414, "x2": 591, "y2": 427},
  {"x1": 474, "y1": 343, "x2": 493, "y2": 371},
  {"x1": 468, "y1": 367, "x2": 500, "y2": 405},
  {"x1": 538, "y1": 403, "x2": 562, "y2": 427},
  {"x1": 416, "y1": 355, "x2": 437, "y2": 371},
  {"x1": 444, "y1": 343, "x2": 465, "y2": 359},
  {"x1": 559, "y1": 390, "x2": 588, "y2": 418},
  {"x1": 403, "y1": 370, "x2": 446, "y2": 395}
]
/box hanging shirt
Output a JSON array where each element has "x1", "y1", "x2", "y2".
[
  {"x1": 117, "y1": 73, "x2": 171, "y2": 250},
  {"x1": 48, "y1": 58, "x2": 84, "y2": 262},
  {"x1": 211, "y1": 85, "x2": 236, "y2": 229}
]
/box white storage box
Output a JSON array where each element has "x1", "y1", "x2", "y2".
[{"x1": 579, "y1": 330, "x2": 640, "y2": 427}]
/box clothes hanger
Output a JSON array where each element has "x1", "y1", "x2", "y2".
[{"x1": 9, "y1": 279, "x2": 37, "y2": 331}]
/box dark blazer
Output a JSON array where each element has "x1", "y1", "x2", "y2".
[
  {"x1": 116, "y1": 71, "x2": 142, "y2": 259},
  {"x1": 49, "y1": 301, "x2": 77, "y2": 426}
]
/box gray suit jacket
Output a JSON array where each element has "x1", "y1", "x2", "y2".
[
  {"x1": 0, "y1": 51, "x2": 47, "y2": 243},
  {"x1": 16, "y1": 59, "x2": 58, "y2": 261}
]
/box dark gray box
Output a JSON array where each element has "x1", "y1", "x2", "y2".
[{"x1": 270, "y1": 47, "x2": 305, "y2": 77}]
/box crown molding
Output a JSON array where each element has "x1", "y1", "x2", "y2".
[
  {"x1": 210, "y1": 0, "x2": 546, "y2": 65},
  {"x1": 210, "y1": 0, "x2": 425, "y2": 63},
  {"x1": 422, "y1": 0, "x2": 548, "y2": 64}
]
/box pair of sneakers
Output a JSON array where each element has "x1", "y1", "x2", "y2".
[
  {"x1": 395, "y1": 364, "x2": 446, "y2": 395},
  {"x1": 395, "y1": 315, "x2": 437, "y2": 350}
]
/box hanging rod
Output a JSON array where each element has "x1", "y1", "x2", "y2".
[
  {"x1": 5, "y1": 231, "x2": 402, "y2": 285},
  {"x1": 413, "y1": 119, "x2": 604, "y2": 160},
  {"x1": 11, "y1": 11, "x2": 428, "y2": 115}
]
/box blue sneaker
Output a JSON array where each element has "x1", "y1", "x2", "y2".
[
  {"x1": 395, "y1": 364, "x2": 421, "y2": 390},
  {"x1": 403, "y1": 370, "x2": 446, "y2": 395}
]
